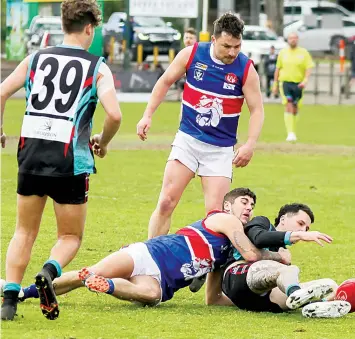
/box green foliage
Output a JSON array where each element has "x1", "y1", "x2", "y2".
[{"x1": 1, "y1": 0, "x2": 7, "y2": 41}]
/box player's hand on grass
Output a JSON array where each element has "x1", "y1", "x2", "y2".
[
  {"x1": 1, "y1": 132, "x2": 6, "y2": 148},
  {"x1": 137, "y1": 116, "x2": 152, "y2": 141},
  {"x1": 298, "y1": 231, "x2": 333, "y2": 246},
  {"x1": 233, "y1": 143, "x2": 254, "y2": 167},
  {"x1": 278, "y1": 248, "x2": 292, "y2": 265},
  {"x1": 90, "y1": 134, "x2": 107, "y2": 158}
]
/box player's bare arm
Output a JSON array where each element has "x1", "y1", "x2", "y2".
[
  {"x1": 273, "y1": 67, "x2": 280, "y2": 95},
  {"x1": 206, "y1": 213, "x2": 285, "y2": 263},
  {"x1": 91, "y1": 64, "x2": 122, "y2": 158},
  {"x1": 136, "y1": 46, "x2": 193, "y2": 141},
  {"x1": 205, "y1": 269, "x2": 234, "y2": 306},
  {"x1": 0, "y1": 56, "x2": 30, "y2": 148},
  {"x1": 289, "y1": 231, "x2": 332, "y2": 246},
  {"x1": 298, "y1": 68, "x2": 312, "y2": 89},
  {"x1": 233, "y1": 64, "x2": 264, "y2": 167}
]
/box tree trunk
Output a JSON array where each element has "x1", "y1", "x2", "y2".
[{"x1": 264, "y1": 0, "x2": 284, "y2": 37}]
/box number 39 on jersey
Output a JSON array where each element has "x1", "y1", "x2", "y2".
[{"x1": 22, "y1": 54, "x2": 90, "y2": 144}]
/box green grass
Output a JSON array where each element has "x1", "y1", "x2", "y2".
[{"x1": 1, "y1": 100, "x2": 355, "y2": 339}]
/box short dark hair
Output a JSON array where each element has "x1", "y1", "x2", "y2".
[
  {"x1": 223, "y1": 188, "x2": 256, "y2": 207},
  {"x1": 61, "y1": 0, "x2": 101, "y2": 34},
  {"x1": 213, "y1": 12, "x2": 244, "y2": 39},
  {"x1": 274, "y1": 203, "x2": 315, "y2": 226},
  {"x1": 185, "y1": 27, "x2": 197, "y2": 36}
]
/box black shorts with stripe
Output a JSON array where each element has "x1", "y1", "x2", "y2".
[
  {"x1": 222, "y1": 263, "x2": 284, "y2": 313},
  {"x1": 17, "y1": 173, "x2": 89, "y2": 204},
  {"x1": 282, "y1": 81, "x2": 303, "y2": 104}
]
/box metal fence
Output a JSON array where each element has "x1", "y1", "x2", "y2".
[{"x1": 258, "y1": 60, "x2": 355, "y2": 104}]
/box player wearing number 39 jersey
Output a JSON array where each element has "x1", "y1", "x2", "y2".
[{"x1": 0, "y1": 0, "x2": 122, "y2": 322}]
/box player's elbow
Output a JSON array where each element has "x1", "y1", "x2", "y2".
[
  {"x1": 205, "y1": 295, "x2": 220, "y2": 306},
  {"x1": 253, "y1": 238, "x2": 264, "y2": 249},
  {"x1": 0, "y1": 86, "x2": 10, "y2": 102},
  {"x1": 161, "y1": 76, "x2": 175, "y2": 89},
  {"x1": 107, "y1": 110, "x2": 122, "y2": 124}
]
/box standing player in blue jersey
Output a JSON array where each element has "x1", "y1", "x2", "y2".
[
  {"x1": 10, "y1": 188, "x2": 291, "y2": 308},
  {"x1": 136, "y1": 12, "x2": 264, "y2": 240},
  {"x1": 0, "y1": 0, "x2": 122, "y2": 321}
]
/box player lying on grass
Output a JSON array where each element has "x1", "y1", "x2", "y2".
[
  {"x1": 5, "y1": 188, "x2": 293, "y2": 311},
  {"x1": 1, "y1": 187, "x2": 256, "y2": 304},
  {"x1": 205, "y1": 203, "x2": 352, "y2": 318}
]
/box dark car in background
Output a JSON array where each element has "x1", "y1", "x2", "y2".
[{"x1": 103, "y1": 13, "x2": 181, "y2": 61}]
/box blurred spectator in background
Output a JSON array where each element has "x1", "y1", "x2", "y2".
[
  {"x1": 183, "y1": 27, "x2": 197, "y2": 48},
  {"x1": 123, "y1": 16, "x2": 135, "y2": 49},
  {"x1": 273, "y1": 32, "x2": 314, "y2": 142},
  {"x1": 349, "y1": 36, "x2": 355, "y2": 88},
  {"x1": 177, "y1": 27, "x2": 197, "y2": 101},
  {"x1": 264, "y1": 45, "x2": 278, "y2": 99}
]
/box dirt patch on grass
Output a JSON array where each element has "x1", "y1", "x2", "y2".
[
  {"x1": 106, "y1": 140, "x2": 355, "y2": 156},
  {"x1": 2, "y1": 136, "x2": 355, "y2": 156},
  {"x1": 254, "y1": 142, "x2": 355, "y2": 156}
]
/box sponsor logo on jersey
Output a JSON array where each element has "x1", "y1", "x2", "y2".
[
  {"x1": 41, "y1": 119, "x2": 53, "y2": 131},
  {"x1": 212, "y1": 65, "x2": 224, "y2": 70},
  {"x1": 223, "y1": 82, "x2": 235, "y2": 90},
  {"x1": 195, "y1": 62, "x2": 208, "y2": 71}
]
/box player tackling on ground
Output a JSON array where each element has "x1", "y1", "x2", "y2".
[
  {"x1": 8, "y1": 188, "x2": 343, "y2": 319},
  {"x1": 6, "y1": 188, "x2": 293, "y2": 310},
  {"x1": 206, "y1": 203, "x2": 351, "y2": 318}
]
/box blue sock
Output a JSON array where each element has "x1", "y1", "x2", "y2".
[
  {"x1": 4, "y1": 282, "x2": 21, "y2": 293},
  {"x1": 106, "y1": 279, "x2": 115, "y2": 295},
  {"x1": 23, "y1": 284, "x2": 39, "y2": 299},
  {"x1": 286, "y1": 284, "x2": 301, "y2": 297},
  {"x1": 44, "y1": 259, "x2": 62, "y2": 278}
]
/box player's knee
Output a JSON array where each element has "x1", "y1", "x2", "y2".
[
  {"x1": 157, "y1": 195, "x2": 177, "y2": 215},
  {"x1": 14, "y1": 228, "x2": 38, "y2": 242},
  {"x1": 58, "y1": 234, "x2": 83, "y2": 248},
  {"x1": 141, "y1": 286, "x2": 161, "y2": 303},
  {"x1": 279, "y1": 264, "x2": 299, "y2": 276}
]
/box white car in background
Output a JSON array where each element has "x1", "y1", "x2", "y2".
[
  {"x1": 40, "y1": 30, "x2": 64, "y2": 49},
  {"x1": 242, "y1": 26, "x2": 287, "y2": 71},
  {"x1": 26, "y1": 16, "x2": 62, "y2": 54},
  {"x1": 260, "y1": 0, "x2": 355, "y2": 26},
  {"x1": 283, "y1": 17, "x2": 355, "y2": 54}
]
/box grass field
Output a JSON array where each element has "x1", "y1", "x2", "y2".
[{"x1": 1, "y1": 99, "x2": 355, "y2": 339}]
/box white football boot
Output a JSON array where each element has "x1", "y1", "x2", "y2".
[
  {"x1": 286, "y1": 282, "x2": 335, "y2": 310},
  {"x1": 302, "y1": 300, "x2": 351, "y2": 318}
]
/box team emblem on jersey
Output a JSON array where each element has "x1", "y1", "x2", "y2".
[
  {"x1": 225, "y1": 73, "x2": 238, "y2": 84},
  {"x1": 195, "y1": 62, "x2": 208, "y2": 71},
  {"x1": 180, "y1": 258, "x2": 212, "y2": 280},
  {"x1": 194, "y1": 69, "x2": 205, "y2": 81},
  {"x1": 195, "y1": 95, "x2": 223, "y2": 128}
]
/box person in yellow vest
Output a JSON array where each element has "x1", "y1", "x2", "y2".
[{"x1": 273, "y1": 32, "x2": 314, "y2": 142}]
